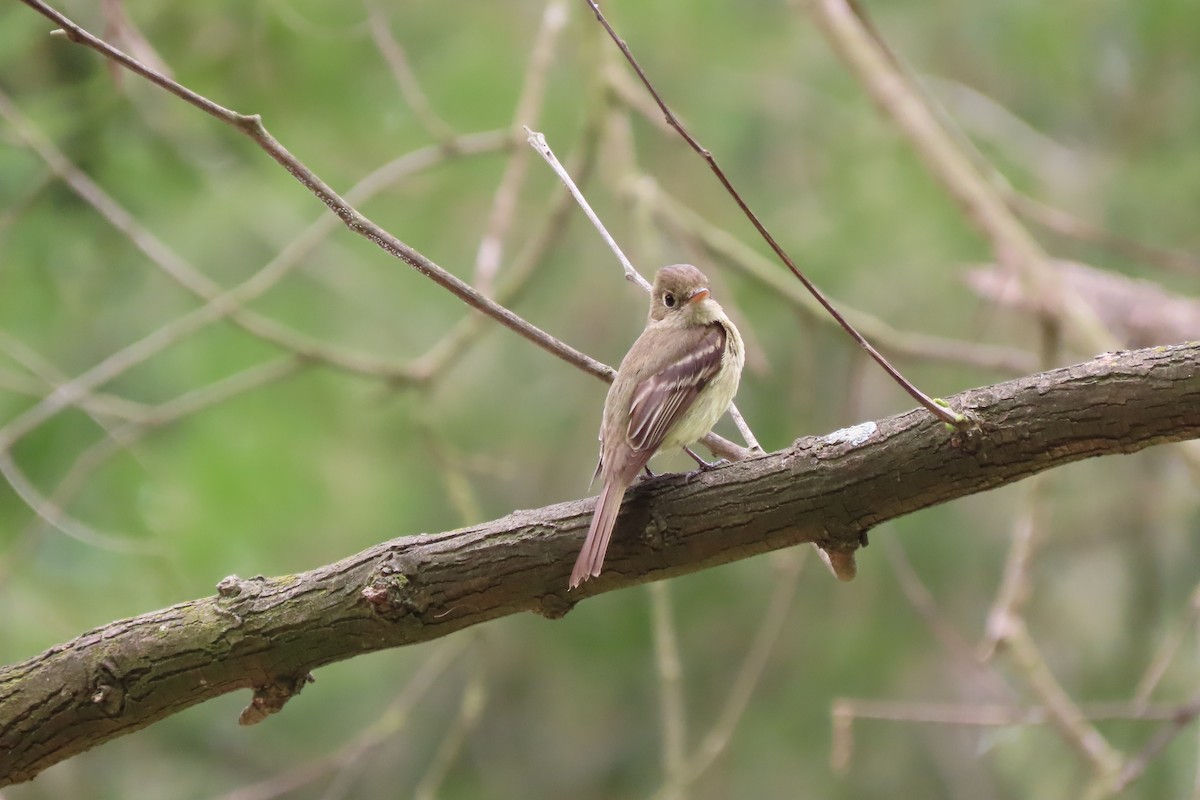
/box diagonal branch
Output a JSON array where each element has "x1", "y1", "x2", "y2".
[
  {"x1": 581, "y1": 0, "x2": 964, "y2": 427},
  {"x1": 2, "y1": 342, "x2": 1197, "y2": 786},
  {"x1": 8, "y1": 0, "x2": 609, "y2": 445}
]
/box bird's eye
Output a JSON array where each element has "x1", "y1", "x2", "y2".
[{"x1": 662, "y1": 292, "x2": 676, "y2": 308}]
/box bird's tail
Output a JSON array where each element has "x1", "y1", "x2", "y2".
[{"x1": 570, "y1": 479, "x2": 627, "y2": 589}]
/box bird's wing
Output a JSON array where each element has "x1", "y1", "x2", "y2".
[{"x1": 626, "y1": 323, "x2": 726, "y2": 452}]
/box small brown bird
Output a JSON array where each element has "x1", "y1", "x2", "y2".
[{"x1": 570, "y1": 264, "x2": 745, "y2": 589}]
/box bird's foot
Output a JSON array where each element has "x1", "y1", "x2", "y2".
[{"x1": 684, "y1": 445, "x2": 725, "y2": 472}]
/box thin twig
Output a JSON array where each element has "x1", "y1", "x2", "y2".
[
  {"x1": 0, "y1": 103, "x2": 598, "y2": 576},
  {"x1": 978, "y1": 385, "x2": 1056, "y2": 662},
  {"x1": 0, "y1": 358, "x2": 303, "y2": 587},
  {"x1": 802, "y1": 0, "x2": 1117, "y2": 355},
  {"x1": 4, "y1": 1, "x2": 611, "y2": 462},
  {"x1": 915, "y1": 76, "x2": 1197, "y2": 279},
  {"x1": 1003, "y1": 618, "x2": 1123, "y2": 784},
  {"x1": 581, "y1": 0, "x2": 964, "y2": 428},
  {"x1": 0, "y1": 84, "x2": 511, "y2": 381},
  {"x1": 1134, "y1": 583, "x2": 1200, "y2": 704},
  {"x1": 410, "y1": 101, "x2": 608, "y2": 381},
  {"x1": 833, "y1": 698, "x2": 1200, "y2": 727},
  {"x1": 526, "y1": 127, "x2": 647, "y2": 290},
  {"x1": 831, "y1": 695, "x2": 1200, "y2": 770},
  {"x1": 881, "y1": 537, "x2": 1013, "y2": 701},
  {"x1": 212, "y1": 638, "x2": 471, "y2": 800},
  {"x1": 651, "y1": 551, "x2": 806, "y2": 799},
  {"x1": 413, "y1": 656, "x2": 487, "y2": 800},
  {"x1": 1112, "y1": 692, "x2": 1200, "y2": 793},
  {"x1": 0, "y1": 451, "x2": 157, "y2": 554},
  {"x1": 649, "y1": 581, "x2": 687, "y2": 796},
  {"x1": 363, "y1": 0, "x2": 456, "y2": 142},
  {"x1": 0, "y1": 365, "x2": 149, "y2": 422},
  {"x1": 0, "y1": 328, "x2": 148, "y2": 426},
  {"x1": 472, "y1": 0, "x2": 569, "y2": 295},
  {"x1": 1011, "y1": 193, "x2": 1200, "y2": 275}
]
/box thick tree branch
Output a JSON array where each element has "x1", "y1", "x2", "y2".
[{"x1": 2, "y1": 342, "x2": 1199, "y2": 785}]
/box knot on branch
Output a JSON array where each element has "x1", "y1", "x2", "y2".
[
  {"x1": 362, "y1": 552, "x2": 431, "y2": 619},
  {"x1": 90, "y1": 660, "x2": 127, "y2": 717},
  {"x1": 238, "y1": 673, "x2": 314, "y2": 726},
  {"x1": 947, "y1": 410, "x2": 987, "y2": 456},
  {"x1": 216, "y1": 574, "x2": 266, "y2": 598},
  {"x1": 533, "y1": 593, "x2": 573, "y2": 620},
  {"x1": 214, "y1": 574, "x2": 268, "y2": 630}
]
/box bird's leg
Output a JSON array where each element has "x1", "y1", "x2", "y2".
[{"x1": 683, "y1": 445, "x2": 726, "y2": 472}]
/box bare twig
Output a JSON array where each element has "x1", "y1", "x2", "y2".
[
  {"x1": 1012, "y1": 193, "x2": 1200, "y2": 276},
  {"x1": 978, "y1": 449, "x2": 1053, "y2": 663},
  {"x1": 0, "y1": 358, "x2": 303, "y2": 587},
  {"x1": 413, "y1": 654, "x2": 487, "y2": 800},
  {"x1": 1003, "y1": 619, "x2": 1123, "y2": 784},
  {"x1": 0, "y1": 117, "x2": 513, "y2": 468},
  {"x1": 833, "y1": 698, "x2": 1200, "y2": 727},
  {"x1": 801, "y1": 0, "x2": 1117, "y2": 355},
  {"x1": 881, "y1": 537, "x2": 1013, "y2": 701},
  {"x1": 4, "y1": 1, "x2": 610, "y2": 467},
  {"x1": 1134, "y1": 583, "x2": 1200, "y2": 704},
  {"x1": 0, "y1": 365, "x2": 148, "y2": 423},
  {"x1": 211, "y1": 638, "x2": 470, "y2": 800},
  {"x1": 5, "y1": 98, "x2": 595, "y2": 579},
  {"x1": 831, "y1": 697, "x2": 1200, "y2": 771},
  {"x1": 0, "y1": 451, "x2": 156, "y2": 554},
  {"x1": 0, "y1": 83, "x2": 512, "y2": 380},
  {"x1": 1112, "y1": 692, "x2": 1200, "y2": 793},
  {"x1": 98, "y1": 0, "x2": 170, "y2": 78},
  {"x1": 651, "y1": 551, "x2": 806, "y2": 799},
  {"x1": 0, "y1": 112, "x2": 595, "y2": 567},
  {"x1": 11, "y1": 0, "x2": 608, "y2": 424},
  {"x1": 526, "y1": 127, "x2": 648, "y2": 291},
  {"x1": 409, "y1": 105, "x2": 608, "y2": 382},
  {"x1": 363, "y1": 0, "x2": 456, "y2": 141},
  {"x1": 0, "y1": 328, "x2": 147, "y2": 428},
  {"x1": 581, "y1": 0, "x2": 965, "y2": 428},
  {"x1": 473, "y1": 0, "x2": 569, "y2": 295},
  {"x1": 966, "y1": 260, "x2": 1200, "y2": 349},
  {"x1": 649, "y1": 581, "x2": 687, "y2": 796}
]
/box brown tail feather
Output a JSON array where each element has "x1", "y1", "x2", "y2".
[{"x1": 570, "y1": 479, "x2": 627, "y2": 589}]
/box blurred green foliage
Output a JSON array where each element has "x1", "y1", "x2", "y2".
[{"x1": 1, "y1": 0, "x2": 1198, "y2": 798}]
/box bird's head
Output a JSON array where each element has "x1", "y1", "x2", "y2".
[{"x1": 648, "y1": 263, "x2": 720, "y2": 324}]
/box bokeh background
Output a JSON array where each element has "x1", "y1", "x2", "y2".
[{"x1": 1, "y1": 0, "x2": 1198, "y2": 797}]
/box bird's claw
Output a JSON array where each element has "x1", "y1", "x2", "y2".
[{"x1": 683, "y1": 445, "x2": 725, "y2": 472}]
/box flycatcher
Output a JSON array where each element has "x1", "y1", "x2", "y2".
[{"x1": 571, "y1": 264, "x2": 745, "y2": 589}]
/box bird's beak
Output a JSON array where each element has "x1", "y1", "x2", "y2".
[{"x1": 686, "y1": 287, "x2": 710, "y2": 304}]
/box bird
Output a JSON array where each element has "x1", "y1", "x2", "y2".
[{"x1": 570, "y1": 264, "x2": 745, "y2": 589}]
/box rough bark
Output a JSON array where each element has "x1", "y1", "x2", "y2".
[{"x1": 2, "y1": 342, "x2": 1198, "y2": 785}]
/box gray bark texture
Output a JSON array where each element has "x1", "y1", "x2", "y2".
[{"x1": 2, "y1": 341, "x2": 1198, "y2": 785}]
